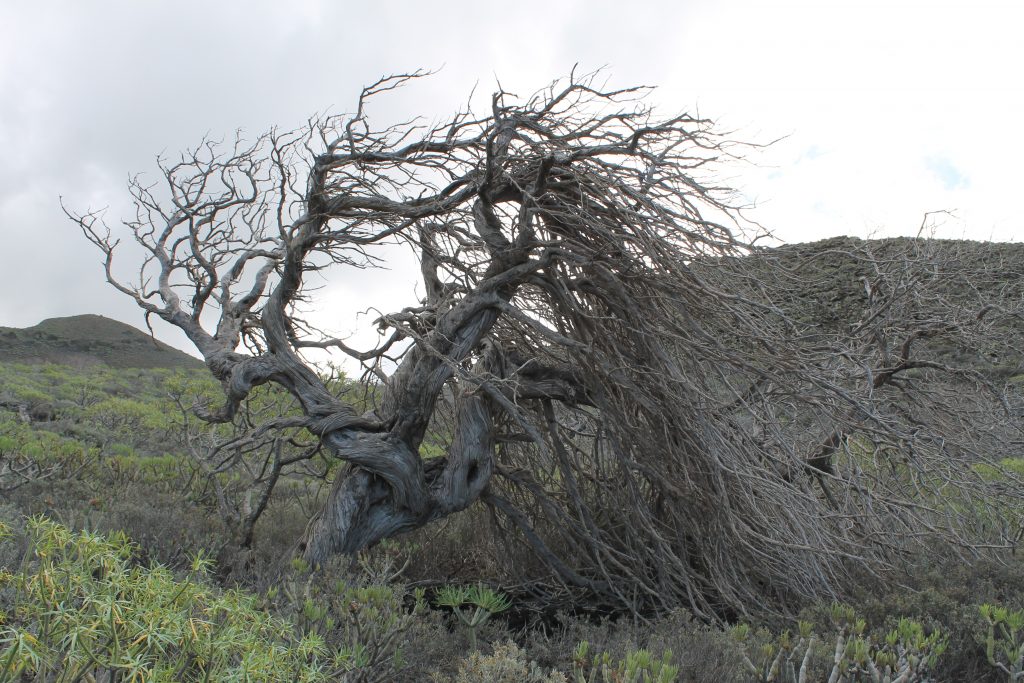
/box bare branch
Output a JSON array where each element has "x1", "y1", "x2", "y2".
[{"x1": 74, "y1": 73, "x2": 1024, "y2": 619}]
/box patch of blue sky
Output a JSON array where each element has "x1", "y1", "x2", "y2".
[{"x1": 925, "y1": 156, "x2": 969, "y2": 190}]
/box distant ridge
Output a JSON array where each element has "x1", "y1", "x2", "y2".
[
  {"x1": 0, "y1": 314, "x2": 204, "y2": 370},
  {"x1": 2, "y1": 238, "x2": 1019, "y2": 373}
]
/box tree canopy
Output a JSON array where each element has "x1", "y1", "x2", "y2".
[{"x1": 69, "y1": 72, "x2": 1024, "y2": 619}]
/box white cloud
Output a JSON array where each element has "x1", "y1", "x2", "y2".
[{"x1": 0, "y1": 0, "x2": 1021, "y2": 359}]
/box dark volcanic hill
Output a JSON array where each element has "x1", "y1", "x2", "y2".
[
  {"x1": 2, "y1": 238, "x2": 1018, "y2": 374},
  {"x1": 0, "y1": 314, "x2": 204, "y2": 370},
  {"x1": 707, "y1": 236, "x2": 1024, "y2": 383}
]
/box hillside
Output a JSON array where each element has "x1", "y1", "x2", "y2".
[
  {"x1": 704, "y1": 236, "x2": 1024, "y2": 380},
  {"x1": 754, "y1": 236, "x2": 1024, "y2": 328},
  {"x1": 4, "y1": 237, "x2": 1020, "y2": 374},
  {"x1": 0, "y1": 314, "x2": 204, "y2": 370},
  {"x1": 2, "y1": 238, "x2": 1024, "y2": 682}
]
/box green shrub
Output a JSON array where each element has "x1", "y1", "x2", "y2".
[
  {"x1": 570, "y1": 641, "x2": 678, "y2": 683},
  {"x1": 817, "y1": 555, "x2": 1024, "y2": 681},
  {"x1": 0, "y1": 517, "x2": 350, "y2": 682},
  {"x1": 733, "y1": 604, "x2": 946, "y2": 683},
  {"x1": 435, "y1": 583, "x2": 512, "y2": 650},
  {"x1": 979, "y1": 603, "x2": 1024, "y2": 681},
  {"x1": 267, "y1": 555, "x2": 435, "y2": 683},
  {"x1": 731, "y1": 621, "x2": 819, "y2": 682},
  {"x1": 445, "y1": 640, "x2": 567, "y2": 683},
  {"x1": 522, "y1": 608, "x2": 746, "y2": 683}
]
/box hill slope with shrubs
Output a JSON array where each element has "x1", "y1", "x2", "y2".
[
  {"x1": 0, "y1": 314, "x2": 203, "y2": 370},
  {"x1": 1, "y1": 237, "x2": 1024, "y2": 681}
]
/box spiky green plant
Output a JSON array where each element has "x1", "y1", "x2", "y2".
[
  {"x1": 732, "y1": 620, "x2": 816, "y2": 682},
  {"x1": 570, "y1": 641, "x2": 678, "y2": 683},
  {"x1": 434, "y1": 583, "x2": 511, "y2": 650},
  {"x1": 268, "y1": 553, "x2": 429, "y2": 683},
  {"x1": 0, "y1": 517, "x2": 354, "y2": 682},
  {"x1": 732, "y1": 604, "x2": 946, "y2": 683},
  {"x1": 980, "y1": 603, "x2": 1024, "y2": 681}
]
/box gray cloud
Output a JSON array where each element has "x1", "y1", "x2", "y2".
[{"x1": 1, "y1": 0, "x2": 1020, "y2": 357}]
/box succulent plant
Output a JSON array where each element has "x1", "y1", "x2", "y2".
[{"x1": 434, "y1": 583, "x2": 511, "y2": 651}]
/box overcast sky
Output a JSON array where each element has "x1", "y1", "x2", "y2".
[{"x1": 1, "y1": 0, "x2": 1020, "y2": 358}]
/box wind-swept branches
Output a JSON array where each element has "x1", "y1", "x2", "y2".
[
  {"x1": 73, "y1": 72, "x2": 1024, "y2": 619},
  {"x1": 65, "y1": 133, "x2": 284, "y2": 366}
]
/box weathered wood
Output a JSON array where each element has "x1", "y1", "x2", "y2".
[{"x1": 71, "y1": 72, "x2": 1024, "y2": 618}]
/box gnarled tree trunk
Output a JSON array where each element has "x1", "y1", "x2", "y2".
[{"x1": 71, "y1": 73, "x2": 1024, "y2": 618}]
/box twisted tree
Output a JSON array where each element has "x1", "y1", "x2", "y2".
[{"x1": 69, "y1": 73, "x2": 1023, "y2": 618}]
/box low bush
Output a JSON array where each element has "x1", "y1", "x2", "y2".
[
  {"x1": 266, "y1": 555, "x2": 436, "y2": 683},
  {"x1": 522, "y1": 608, "x2": 746, "y2": 683},
  {"x1": 979, "y1": 603, "x2": 1024, "y2": 681},
  {"x1": 0, "y1": 518, "x2": 348, "y2": 682},
  {"x1": 434, "y1": 583, "x2": 512, "y2": 650},
  {"x1": 732, "y1": 605, "x2": 946, "y2": 682},
  {"x1": 442, "y1": 640, "x2": 567, "y2": 683},
  {"x1": 811, "y1": 556, "x2": 1024, "y2": 681}
]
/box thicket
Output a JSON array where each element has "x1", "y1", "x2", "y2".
[
  {"x1": 2, "y1": 272, "x2": 1024, "y2": 679},
  {"x1": 3, "y1": 513, "x2": 1024, "y2": 681},
  {"x1": 1, "y1": 354, "x2": 1024, "y2": 680},
  {"x1": 60, "y1": 71, "x2": 1024, "y2": 629}
]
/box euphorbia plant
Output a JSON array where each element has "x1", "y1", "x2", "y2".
[
  {"x1": 980, "y1": 603, "x2": 1024, "y2": 682},
  {"x1": 434, "y1": 583, "x2": 511, "y2": 650}
]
